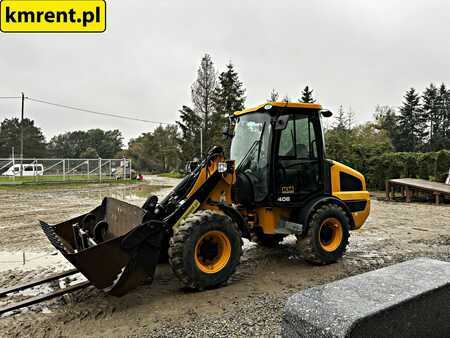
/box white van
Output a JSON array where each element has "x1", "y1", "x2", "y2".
[{"x1": 2, "y1": 164, "x2": 44, "y2": 176}]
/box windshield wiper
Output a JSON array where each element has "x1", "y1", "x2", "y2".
[
  {"x1": 236, "y1": 122, "x2": 266, "y2": 172},
  {"x1": 257, "y1": 121, "x2": 266, "y2": 162}
]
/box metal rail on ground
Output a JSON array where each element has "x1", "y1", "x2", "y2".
[{"x1": 0, "y1": 269, "x2": 90, "y2": 316}]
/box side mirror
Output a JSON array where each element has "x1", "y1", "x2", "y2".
[
  {"x1": 275, "y1": 115, "x2": 290, "y2": 130},
  {"x1": 320, "y1": 109, "x2": 333, "y2": 118}
]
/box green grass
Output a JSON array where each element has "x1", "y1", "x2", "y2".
[
  {"x1": 0, "y1": 175, "x2": 140, "y2": 190},
  {"x1": 158, "y1": 171, "x2": 185, "y2": 179}
]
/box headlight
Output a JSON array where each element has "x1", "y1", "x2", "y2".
[{"x1": 218, "y1": 162, "x2": 228, "y2": 173}]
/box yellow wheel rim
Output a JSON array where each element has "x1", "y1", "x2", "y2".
[
  {"x1": 319, "y1": 218, "x2": 343, "y2": 252},
  {"x1": 194, "y1": 230, "x2": 231, "y2": 274}
]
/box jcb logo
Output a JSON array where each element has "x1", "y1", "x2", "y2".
[{"x1": 281, "y1": 185, "x2": 295, "y2": 194}]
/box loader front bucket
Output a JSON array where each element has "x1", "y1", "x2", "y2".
[{"x1": 39, "y1": 197, "x2": 165, "y2": 296}]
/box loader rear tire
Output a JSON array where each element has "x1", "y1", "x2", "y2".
[
  {"x1": 169, "y1": 210, "x2": 242, "y2": 290},
  {"x1": 296, "y1": 204, "x2": 350, "y2": 265}
]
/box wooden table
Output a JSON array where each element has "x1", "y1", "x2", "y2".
[{"x1": 386, "y1": 178, "x2": 450, "y2": 205}]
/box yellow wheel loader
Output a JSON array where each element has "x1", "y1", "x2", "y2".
[{"x1": 38, "y1": 102, "x2": 370, "y2": 296}]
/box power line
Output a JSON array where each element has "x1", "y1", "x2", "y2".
[
  {"x1": 25, "y1": 96, "x2": 172, "y2": 125},
  {"x1": 0, "y1": 96, "x2": 20, "y2": 99}
]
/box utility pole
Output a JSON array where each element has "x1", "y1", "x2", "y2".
[{"x1": 20, "y1": 92, "x2": 24, "y2": 176}]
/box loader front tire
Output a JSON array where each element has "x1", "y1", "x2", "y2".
[
  {"x1": 296, "y1": 204, "x2": 350, "y2": 265},
  {"x1": 169, "y1": 210, "x2": 242, "y2": 290}
]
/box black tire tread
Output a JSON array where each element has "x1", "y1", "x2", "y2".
[
  {"x1": 168, "y1": 209, "x2": 242, "y2": 290},
  {"x1": 296, "y1": 204, "x2": 350, "y2": 265}
]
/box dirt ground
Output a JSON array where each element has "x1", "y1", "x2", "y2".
[{"x1": 0, "y1": 177, "x2": 449, "y2": 337}]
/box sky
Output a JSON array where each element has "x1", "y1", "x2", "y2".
[{"x1": 1, "y1": 0, "x2": 449, "y2": 144}]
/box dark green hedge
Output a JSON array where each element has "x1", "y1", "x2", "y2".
[{"x1": 364, "y1": 150, "x2": 450, "y2": 190}]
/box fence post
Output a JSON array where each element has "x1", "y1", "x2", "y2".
[
  {"x1": 12, "y1": 149, "x2": 15, "y2": 182},
  {"x1": 129, "y1": 159, "x2": 132, "y2": 180},
  {"x1": 63, "y1": 160, "x2": 66, "y2": 181},
  {"x1": 87, "y1": 160, "x2": 90, "y2": 180},
  {"x1": 99, "y1": 158, "x2": 102, "y2": 182},
  {"x1": 34, "y1": 158, "x2": 36, "y2": 182},
  {"x1": 123, "y1": 158, "x2": 126, "y2": 179}
]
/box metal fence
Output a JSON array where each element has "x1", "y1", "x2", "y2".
[{"x1": 0, "y1": 158, "x2": 133, "y2": 185}]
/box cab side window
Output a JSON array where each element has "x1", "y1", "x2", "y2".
[
  {"x1": 278, "y1": 115, "x2": 317, "y2": 159},
  {"x1": 278, "y1": 118, "x2": 295, "y2": 157}
]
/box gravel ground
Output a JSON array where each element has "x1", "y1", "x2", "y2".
[{"x1": 0, "y1": 179, "x2": 449, "y2": 337}]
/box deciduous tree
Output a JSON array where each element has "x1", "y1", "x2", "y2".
[
  {"x1": 48, "y1": 129, "x2": 123, "y2": 158},
  {"x1": 0, "y1": 118, "x2": 47, "y2": 158}
]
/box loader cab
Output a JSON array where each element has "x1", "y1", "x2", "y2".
[{"x1": 230, "y1": 102, "x2": 328, "y2": 206}]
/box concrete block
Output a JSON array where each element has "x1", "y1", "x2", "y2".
[{"x1": 282, "y1": 258, "x2": 450, "y2": 337}]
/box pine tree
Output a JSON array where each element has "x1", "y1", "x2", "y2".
[
  {"x1": 212, "y1": 62, "x2": 246, "y2": 152},
  {"x1": 326, "y1": 106, "x2": 355, "y2": 165},
  {"x1": 191, "y1": 54, "x2": 217, "y2": 153},
  {"x1": 299, "y1": 85, "x2": 316, "y2": 103},
  {"x1": 397, "y1": 88, "x2": 426, "y2": 152},
  {"x1": 422, "y1": 83, "x2": 439, "y2": 150},
  {"x1": 334, "y1": 105, "x2": 348, "y2": 131},
  {"x1": 176, "y1": 105, "x2": 202, "y2": 161},
  {"x1": 435, "y1": 84, "x2": 450, "y2": 149},
  {"x1": 268, "y1": 89, "x2": 279, "y2": 102}
]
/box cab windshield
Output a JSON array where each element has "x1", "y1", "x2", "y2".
[{"x1": 230, "y1": 112, "x2": 272, "y2": 201}]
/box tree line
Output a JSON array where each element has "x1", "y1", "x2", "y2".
[
  {"x1": 0, "y1": 118, "x2": 123, "y2": 159},
  {"x1": 1, "y1": 54, "x2": 448, "y2": 180},
  {"x1": 126, "y1": 55, "x2": 247, "y2": 171},
  {"x1": 126, "y1": 54, "x2": 319, "y2": 172},
  {"x1": 324, "y1": 84, "x2": 450, "y2": 187}
]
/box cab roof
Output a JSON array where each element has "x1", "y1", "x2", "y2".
[{"x1": 233, "y1": 101, "x2": 322, "y2": 117}]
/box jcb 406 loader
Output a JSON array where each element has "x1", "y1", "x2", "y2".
[{"x1": 40, "y1": 102, "x2": 370, "y2": 296}]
